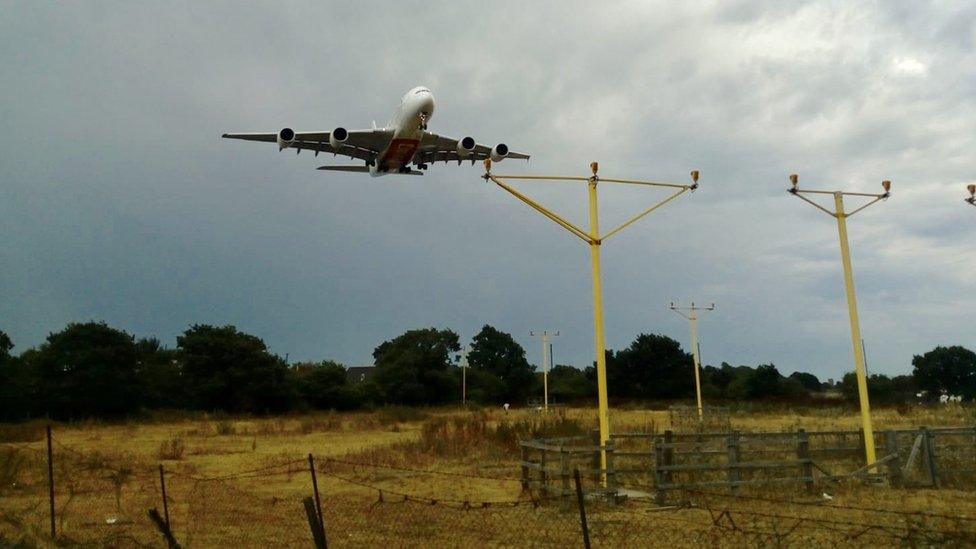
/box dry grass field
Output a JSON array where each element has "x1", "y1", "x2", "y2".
[{"x1": 2, "y1": 403, "x2": 975, "y2": 547}]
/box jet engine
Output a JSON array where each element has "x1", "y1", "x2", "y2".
[
  {"x1": 276, "y1": 127, "x2": 296, "y2": 150},
  {"x1": 457, "y1": 136, "x2": 476, "y2": 158},
  {"x1": 490, "y1": 143, "x2": 509, "y2": 162},
  {"x1": 329, "y1": 127, "x2": 349, "y2": 149}
]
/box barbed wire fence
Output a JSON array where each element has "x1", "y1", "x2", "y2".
[{"x1": 2, "y1": 427, "x2": 976, "y2": 547}]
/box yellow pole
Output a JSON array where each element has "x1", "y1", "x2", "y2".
[
  {"x1": 834, "y1": 192, "x2": 877, "y2": 467},
  {"x1": 689, "y1": 309, "x2": 703, "y2": 421},
  {"x1": 588, "y1": 164, "x2": 611, "y2": 477}
]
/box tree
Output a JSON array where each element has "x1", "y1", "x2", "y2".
[
  {"x1": 135, "y1": 337, "x2": 184, "y2": 409},
  {"x1": 841, "y1": 372, "x2": 915, "y2": 405},
  {"x1": 0, "y1": 330, "x2": 12, "y2": 359},
  {"x1": 293, "y1": 360, "x2": 361, "y2": 410},
  {"x1": 178, "y1": 325, "x2": 293, "y2": 413},
  {"x1": 789, "y1": 371, "x2": 822, "y2": 392},
  {"x1": 372, "y1": 328, "x2": 460, "y2": 405},
  {"x1": 912, "y1": 346, "x2": 976, "y2": 401},
  {"x1": 28, "y1": 321, "x2": 141, "y2": 418},
  {"x1": 548, "y1": 365, "x2": 593, "y2": 402},
  {"x1": 467, "y1": 325, "x2": 536, "y2": 403},
  {"x1": 0, "y1": 330, "x2": 31, "y2": 421},
  {"x1": 606, "y1": 334, "x2": 693, "y2": 399}
]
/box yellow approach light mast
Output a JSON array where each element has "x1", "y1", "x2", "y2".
[
  {"x1": 669, "y1": 301, "x2": 715, "y2": 421},
  {"x1": 483, "y1": 160, "x2": 699, "y2": 483},
  {"x1": 787, "y1": 174, "x2": 891, "y2": 468}
]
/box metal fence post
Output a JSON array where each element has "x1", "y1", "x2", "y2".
[
  {"x1": 605, "y1": 441, "x2": 617, "y2": 502},
  {"x1": 520, "y1": 443, "x2": 530, "y2": 492},
  {"x1": 574, "y1": 469, "x2": 591, "y2": 549},
  {"x1": 726, "y1": 430, "x2": 740, "y2": 492},
  {"x1": 922, "y1": 427, "x2": 940, "y2": 488},
  {"x1": 796, "y1": 429, "x2": 813, "y2": 493},
  {"x1": 303, "y1": 497, "x2": 327, "y2": 549},
  {"x1": 159, "y1": 464, "x2": 171, "y2": 530},
  {"x1": 46, "y1": 424, "x2": 55, "y2": 540},
  {"x1": 308, "y1": 454, "x2": 327, "y2": 547}
]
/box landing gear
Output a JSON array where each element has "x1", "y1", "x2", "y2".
[
  {"x1": 419, "y1": 112, "x2": 428, "y2": 131},
  {"x1": 398, "y1": 166, "x2": 412, "y2": 174},
  {"x1": 416, "y1": 163, "x2": 428, "y2": 170}
]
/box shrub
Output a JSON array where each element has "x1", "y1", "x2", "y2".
[{"x1": 157, "y1": 436, "x2": 186, "y2": 460}]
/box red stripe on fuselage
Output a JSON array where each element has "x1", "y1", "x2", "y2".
[{"x1": 379, "y1": 138, "x2": 420, "y2": 169}]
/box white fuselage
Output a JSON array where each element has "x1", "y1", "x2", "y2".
[{"x1": 370, "y1": 86, "x2": 435, "y2": 176}]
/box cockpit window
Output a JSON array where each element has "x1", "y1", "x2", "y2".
[{"x1": 414, "y1": 88, "x2": 430, "y2": 94}]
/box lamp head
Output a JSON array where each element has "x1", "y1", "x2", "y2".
[
  {"x1": 690, "y1": 170, "x2": 699, "y2": 183},
  {"x1": 483, "y1": 158, "x2": 492, "y2": 173},
  {"x1": 590, "y1": 162, "x2": 599, "y2": 176},
  {"x1": 882, "y1": 180, "x2": 891, "y2": 193},
  {"x1": 969, "y1": 184, "x2": 975, "y2": 197},
  {"x1": 789, "y1": 174, "x2": 798, "y2": 193}
]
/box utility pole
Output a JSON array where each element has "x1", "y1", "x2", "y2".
[
  {"x1": 669, "y1": 301, "x2": 715, "y2": 421},
  {"x1": 787, "y1": 174, "x2": 890, "y2": 468},
  {"x1": 530, "y1": 330, "x2": 559, "y2": 412},
  {"x1": 459, "y1": 346, "x2": 470, "y2": 405},
  {"x1": 484, "y1": 160, "x2": 699, "y2": 483},
  {"x1": 966, "y1": 184, "x2": 975, "y2": 208}
]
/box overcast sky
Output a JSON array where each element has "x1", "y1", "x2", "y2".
[{"x1": 1, "y1": 1, "x2": 974, "y2": 381}]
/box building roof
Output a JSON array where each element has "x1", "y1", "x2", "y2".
[{"x1": 346, "y1": 366, "x2": 375, "y2": 384}]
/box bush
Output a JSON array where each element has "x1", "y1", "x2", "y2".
[{"x1": 157, "y1": 436, "x2": 186, "y2": 460}]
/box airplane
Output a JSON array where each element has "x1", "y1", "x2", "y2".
[{"x1": 222, "y1": 86, "x2": 529, "y2": 176}]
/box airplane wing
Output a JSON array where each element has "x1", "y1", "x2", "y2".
[
  {"x1": 415, "y1": 132, "x2": 530, "y2": 165},
  {"x1": 221, "y1": 129, "x2": 393, "y2": 163}
]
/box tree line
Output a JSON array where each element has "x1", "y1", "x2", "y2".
[{"x1": 0, "y1": 322, "x2": 973, "y2": 421}]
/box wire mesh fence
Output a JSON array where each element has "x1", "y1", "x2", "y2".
[{"x1": 2, "y1": 427, "x2": 976, "y2": 548}]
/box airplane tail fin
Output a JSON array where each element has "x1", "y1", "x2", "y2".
[{"x1": 372, "y1": 120, "x2": 378, "y2": 130}]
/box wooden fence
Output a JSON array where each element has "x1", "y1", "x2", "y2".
[{"x1": 520, "y1": 426, "x2": 976, "y2": 504}]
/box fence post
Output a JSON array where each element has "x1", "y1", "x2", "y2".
[
  {"x1": 539, "y1": 447, "x2": 549, "y2": 497},
  {"x1": 148, "y1": 508, "x2": 182, "y2": 549},
  {"x1": 883, "y1": 430, "x2": 902, "y2": 487},
  {"x1": 922, "y1": 427, "x2": 940, "y2": 488},
  {"x1": 560, "y1": 448, "x2": 570, "y2": 511},
  {"x1": 303, "y1": 497, "x2": 327, "y2": 549},
  {"x1": 590, "y1": 429, "x2": 601, "y2": 483},
  {"x1": 520, "y1": 443, "x2": 530, "y2": 492},
  {"x1": 605, "y1": 441, "x2": 617, "y2": 502},
  {"x1": 159, "y1": 464, "x2": 171, "y2": 530},
  {"x1": 726, "y1": 430, "x2": 740, "y2": 492},
  {"x1": 46, "y1": 424, "x2": 55, "y2": 540},
  {"x1": 654, "y1": 435, "x2": 665, "y2": 505},
  {"x1": 796, "y1": 429, "x2": 813, "y2": 493},
  {"x1": 574, "y1": 469, "x2": 592, "y2": 549},
  {"x1": 308, "y1": 454, "x2": 328, "y2": 547},
  {"x1": 663, "y1": 430, "x2": 674, "y2": 491}
]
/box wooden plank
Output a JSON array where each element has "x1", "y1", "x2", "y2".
[
  {"x1": 655, "y1": 459, "x2": 809, "y2": 472},
  {"x1": 657, "y1": 476, "x2": 814, "y2": 490},
  {"x1": 902, "y1": 433, "x2": 924, "y2": 476}
]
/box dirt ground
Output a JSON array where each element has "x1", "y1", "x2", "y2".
[{"x1": 1, "y1": 404, "x2": 974, "y2": 547}]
